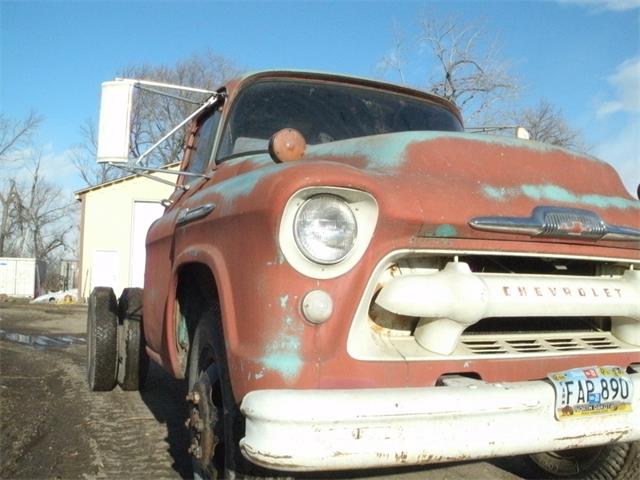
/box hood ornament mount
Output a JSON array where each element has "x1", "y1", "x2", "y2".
[{"x1": 470, "y1": 206, "x2": 640, "y2": 241}]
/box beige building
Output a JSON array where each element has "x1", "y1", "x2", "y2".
[{"x1": 75, "y1": 168, "x2": 177, "y2": 299}]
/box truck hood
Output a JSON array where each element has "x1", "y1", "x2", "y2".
[{"x1": 303, "y1": 131, "x2": 640, "y2": 248}]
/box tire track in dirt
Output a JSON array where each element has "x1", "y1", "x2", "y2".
[
  {"x1": 1, "y1": 341, "x2": 95, "y2": 479},
  {"x1": 61, "y1": 348, "x2": 191, "y2": 479}
]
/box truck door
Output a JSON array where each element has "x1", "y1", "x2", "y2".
[{"x1": 143, "y1": 106, "x2": 223, "y2": 362}]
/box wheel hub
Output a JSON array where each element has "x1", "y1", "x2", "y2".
[{"x1": 186, "y1": 370, "x2": 219, "y2": 467}]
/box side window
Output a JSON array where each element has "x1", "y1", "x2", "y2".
[{"x1": 188, "y1": 109, "x2": 221, "y2": 177}]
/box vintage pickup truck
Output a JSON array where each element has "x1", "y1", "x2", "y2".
[{"x1": 86, "y1": 71, "x2": 640, "y2": 479}]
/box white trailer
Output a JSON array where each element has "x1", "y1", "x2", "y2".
[{"x1": 0, "y1": 257, "x2": 39, "y2": 298}]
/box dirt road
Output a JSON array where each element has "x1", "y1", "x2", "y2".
[{"x1": 0, "y1": 302, "x2": 530, "y2": 479}]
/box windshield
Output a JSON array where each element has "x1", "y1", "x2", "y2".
[{"x1": 217, "y1": 78, "x2": 463, "y2": 160}]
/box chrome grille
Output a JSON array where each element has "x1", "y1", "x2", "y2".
[{"x1": 350, "y1": 249, "x2": 640, "y2": 362}]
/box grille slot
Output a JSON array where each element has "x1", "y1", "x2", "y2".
[{"x1": 461, "y1": 332, "x2": 623, "y2": 355}]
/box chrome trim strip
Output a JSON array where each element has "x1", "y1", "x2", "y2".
[
  {"x1": 470, "y1": 206, "x2": 640, "y2": 241},
  {"x1": 176, "y1": 203, "x2": 216, "y2": 226}
]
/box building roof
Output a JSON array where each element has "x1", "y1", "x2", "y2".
[{"x1": 74, "y1": 163, "x2": 180, "y2": 199}]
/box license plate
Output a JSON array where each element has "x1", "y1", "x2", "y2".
[{"x1": 548, "y1": 366, "x2": 634, "y2": 420}]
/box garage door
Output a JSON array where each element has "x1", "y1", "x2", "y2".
[
  {"x1": 92, "y1": 250, "x2": 118, "y2": 290},
  {"x1": 130, "y1": 201, "x2": 165, "y2": 288}
]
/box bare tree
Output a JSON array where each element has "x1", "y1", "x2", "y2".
[
  {"x1": 71, "y1": 120, "x2": 121, "y2": 186},
  {"x1": 377, "y1": 21, "x2": 408, "y2": 85},
  {"x1": 1, "y1": 112, "x2": 45, "y2": 257},
  {"x1": 418, "y1": 15, "x2": 520, "y2": 125},
  {"x1": 516, "y1": 99, "x2": 586, "y2": 152},
  {"x1": 378, "y1": 15, "x2": 520, "y2": 126},
  {"x1": 74, "y1": 50, "x2": 241, "y2": 186},
  {"x1": 0, "y1": 113, "x2": 74, "y2": 261},
  {"x1": 13, "y1": 156, "x2": 76, "y2": 262},
  {"x1": 0, "y1": 179, "x2": 19, "y2": 256},
  {"x1": 0, "y1": 112, "x2": 43, "y2": 164},
  {"x1": 378, "y1": 15, "x2": 588, "y2": 147}
]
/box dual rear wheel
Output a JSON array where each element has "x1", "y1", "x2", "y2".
[{"x1": 86, "y1": 287, "x2": 148, "y2": 392}]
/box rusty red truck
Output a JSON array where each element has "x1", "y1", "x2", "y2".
[{"x1": 86, "y1": 71, "x2": 640, "y2": 479}]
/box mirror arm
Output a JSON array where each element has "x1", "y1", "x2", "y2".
[
  {"x1": 136, "y1": 86, "x2": 204, "y2": 105},
  {"x1": 109, "y1": 163, "x2": 191, "y2": 191},
  {"x1": 133, "y1": 166, "x2": 210, "y2": 179},
  {"x1": 119, "y1": 77, "x2": 216, "y2": 95},
  {"x1": 134, "y1": 94, "x2": 218, "y2": 166}
]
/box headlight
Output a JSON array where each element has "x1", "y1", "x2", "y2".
[{"x1": 293, "y1": 194, "x2": 357, "y2": 264}]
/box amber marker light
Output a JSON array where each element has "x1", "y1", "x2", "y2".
[{"x1": 269, "y1": 128, "x2": 307, "y2": 163}]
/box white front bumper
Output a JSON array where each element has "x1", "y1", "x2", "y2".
[{"x1": 239, "y1": 373, "x2": 640, "y2": 472}]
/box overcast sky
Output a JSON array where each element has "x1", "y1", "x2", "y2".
[{"x1": 1, "y1": 0, "x2": 639, "y2": 195}]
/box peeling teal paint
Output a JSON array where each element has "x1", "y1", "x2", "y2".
[
  {"x1": 434, "y1": 224, "x2": 457, "y2": 238},
  {"x1": 279, "y1": 294, "x2": 289, "y2": 309},
  {"x1": 211, "y1": 164, "x2": 279, "y2": 203},
  {"x1": 308, "y1": 134, "x2": 410, "y2": 169},
  {"x1": 241, "y1": 156, "x2": 273, "y2": 169},
  {"x1": 261, "y1": 333, "x2": 302, "y2": 380},
  {"x1": 521, "y1": 184, "x2": 578, "y2": 203},
  {"x1": 307, "y1": 131, "x2": 600, "y2": 170},
  {"x1": 188, "y1": 154, "x2": 285, "y2": 208},
  {"x1": 270, "y1": 333, "x2": 301, "y2": 350},
  {"x1": 261, "y1": 352, "x2": 303, "y2": 380},
  {"x1": 483, "y1": 185, "x2": 516, "y2": 201},
  {"x1": 482, "y1": 183, "x2": 639, "y2": 210},
  {"x1": 259, "y1": 293, "x2": 304, "y2": 381},
  {"x1": 177, "y1": 316, "x2": 189, "y2": 349},
  {"x1": 578, "y1": 193, "x2": 640, "y2": 210}
]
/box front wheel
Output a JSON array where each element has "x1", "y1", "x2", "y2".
[
  {"x1": 528, "y1": 442, "x2": 639, "y2": 479},
  {"x1": 187, "y1": 314, "x2": 225, "y2": 479},
  {"x1": 185, "y1": 302, "x2": 282, "y2": 480}
]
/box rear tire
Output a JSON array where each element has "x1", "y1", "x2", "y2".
[
  {"x1": 528, "y1": 442, "x2": 640, "y2": 479},
  {"x1": 117, "y1": 288, "x2": 148, "y2": 391},
  {"x1": 86, "y1": 287, "x2": 118, "y2": 391}
]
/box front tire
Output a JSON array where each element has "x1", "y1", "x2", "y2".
[
  {"x1": 86, "y1": 287, "x2": 118, "y2": 391},
  {"x1": 185, "y1": 301, "x2": 280, "y2": 480},
  {"x1": 187, "y1": 306, "x2": 225, "y2": 479},
  {"x1": 528, "y1": 442, "x2": 639, "y2": 479}
]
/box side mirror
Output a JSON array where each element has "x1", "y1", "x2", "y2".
[{"x1": 96, "y1": 79, "x2": 135, "y2": 163}]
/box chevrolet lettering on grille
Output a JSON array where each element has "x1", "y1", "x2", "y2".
[{"x1": 501, "y1": 286, "x2": 624, "y2": 298}]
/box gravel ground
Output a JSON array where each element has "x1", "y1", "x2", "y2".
[
  {"x1": 2, "y1": 300, "x2": 632, "y2": 480},
  {"x1": 1, "y1": 302, "x2": 191, "y2": 479}
]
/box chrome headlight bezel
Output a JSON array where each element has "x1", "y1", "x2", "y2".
[
  {"x1": 279, "y1": 187, "x2": 378, "y2": 279},
  {"x1": 293, "y1": 194, "x2": 358, "y2": 265}
]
